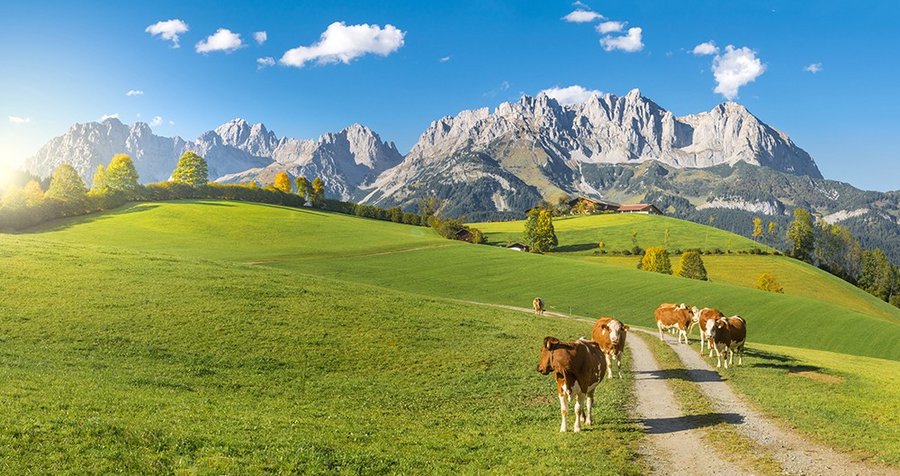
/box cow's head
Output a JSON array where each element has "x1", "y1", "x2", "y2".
[
  {"x1": 537, "y1": 336, "x2": 560, "y2": 375},
  {"x1": 706, "y1": 318, "x2": 728, "y2": 339},
  {"x1": 604, "y1": 320, "x2": 625, "y2": 345}
]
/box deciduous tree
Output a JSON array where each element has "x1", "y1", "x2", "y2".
[
  {"x1": 295, "y1": 176, "x2": 310, "y2": 201},
  {"x1": 310, "y1": 177, "x2": 326, "y2": 207},
  {"x1": 273, "y1": 172, "x2": 292, "y2": 193},
  {"x1": 45, "y1": 164, "x2": 87, "y2": 202},
  {"x1": 787, "y1": 208, "x2": 815, "y2": 262},
  {"x1": 751, "y1": 217, "x2": 763, "y2": 241},
  {"x1": 90, "y1": 165, "x2": 108, "y2": 194},
  {"x1": 523, "y1": 209, "x2": 558, "y2": 253},
  {"x1": 105, "y1": 154, "x2": 140, "y2": 195},
  {"x1": 641, "y1": 246, "x2": 672, "y2": 274},
  {"x1": 755, "y1": 272, "x2": 784, "y2": 293},
  {"x1": 171, "y1": 151, "x2": 208, "y2": 187}
]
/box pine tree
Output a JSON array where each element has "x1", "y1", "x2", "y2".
[
  {"x1": 171, "y1": 151, "x2": 208, "y2": 187},
  {"x1": 105, "y1": 154, "x2": 140, "y2": 195},
  {"x1": 641, "y1": 247, "x2": 672, "y2": 274},
  {"x1": 273, "y1": 172, "x2": 292, "y2": 193},
  {"x1": 859, "y1": 249, "x2": 893, "y2": 301},
  {"x1": 523, "y1": 209, "x2": 558, "y2": 253},
  {"x1": 674, "y1": 250, "x2": 708, "y2": 280},
  {"x1": 45, "y1": 164, "x2": 87, "y2": 202}
]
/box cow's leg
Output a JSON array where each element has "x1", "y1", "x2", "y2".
[
  {"x1": 605, "y1": 354, "x2": 613, "y2": 379},
  {"x1": 558, "y1": 394, "x2": 568, "y2": 432},
  {"x1": 708, "y1": 338, "x2": 714, "y2": 358},
  {"x1": 738, "y1": 344, "x2": 744, "y2": 366},
  {"x1": 585, "y1": 391, "x2": 593, "y2": 426},
  {"x1": 679, "y1": 328, "x2": 687, "y2": 344},
  {"x1": 573, "y1": 392, "x2": 584, "y2": 432},
  {"x1": 699, "y1": 332, "x2": 706, "y2": 353},
  {"x1": 715, "y1": 346, "x2": 723, "y2": 368},
  {"x1": 657, "y1": 321, "x2": 664, "y2": 341},
  {"x1": 615, "y1": 352, "x2": 623, "y2": 378}
]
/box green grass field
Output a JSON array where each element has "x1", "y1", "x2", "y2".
[
  {"x1": 3, "y1": 200, "x2": 900, "y2": 471},
  {"x1": 0, "y1": 230, "x2": 643, "y2": 473},
  {"x1": 474, "y1": 213, "x2": 900, "y2": 325}
]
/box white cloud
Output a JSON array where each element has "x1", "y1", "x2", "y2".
[
  {"x1": 169, "y1": 120, "x2": 176, "y2": 126},
  {"x1": 196, "y1": 28, "x2": 244, "y2": 53},
  {"x1": 99, "y1": 113, "x2": 119, "y2": 121},
  {"x1": 126, "y1": 89, "x2": 144, "y2": 97},
  {"x1": 257, "y1": 56, "x2": 276, "y2": 69},
  {"x1": 146, "y1": 19, "x2": 189, "y2": 48},
  {"x1": 692, "y1": 41, "x2": 719, "y2": 56},
  {"x1": 596, "y1": 21, "x2": 625, "y2": 34},
  {"x1": 600, "y1": 27, "x2": 643, "y2": 52},
  {"x1": 8, "y1": 116, "x2": 31, "y2": 125},
  {"x1": 440, "y1": 56, "x2": 451, "y2": 63},
  {"x1": 150, "y1": 116, "x2": 163, "y2": 127},
  {"x1": 712, "y1": 45, "x2": 766, "y2": 100},
  {"x1": 280, "y1": 22, "x2": 405, "y2": 67},
  {"x1": 540, "y1": 85, "x2": 601, "y2": 105},
  {"x1": 805, "y1": 63, "x2": 823, "y2": 73},
  {"x1": 563, "y1": 9, "x2": 603, "y2": 23},
  {"x1": 254, "y1": 31, "x2": 267, "y2": 45}
]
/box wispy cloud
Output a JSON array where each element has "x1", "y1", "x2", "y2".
[
  {"x1": 196, "y1": 28, "x2": 244, "y2": 53},
  {"x1": 712, "y1": 45, "x2": 766, "y2": 99},
  {"x1": 540, "y1": 85, "x2": 601, "y2": 105},
  {"x1": 99, "y1": 113, "x2": 119, "y2": 121},
  {"x1": 805, "y1": 63, "x2": 823, "y2": 74},
  {"x1": 596, "y1": 21, "x2": 625, "y2": 34},
  {"x1": 484, "y1": 80, "x2": 510, "y2": 98},
  {"x1": 8, "y1": 116, "x2": 31, "y2": 125},
  {"x1": 126, "y1": 89, "x2": 144, "y2": 97},
  {"x1": 146, "y1": 19, "x2": 189, "y2": 48},
  {"x1": 150, "y1": 116, "x2": 163, "y2": 127},
  {"x1": 257, "y1": 56, "x2": 276, "y2": 69},
  {"x1": 254, "y1": 31, "x2": 267, "y2": 45},
  {"x1": 563, "y1": 9, "x2": 603, "y2": 23},
  {"x1": 600, "y1": 27, "x2": 643, "y2": 52},
  {"x1": 692, "y1": 41, "x2": 719, "y2": 56},
  {"x1": 280, "y1": 22, "x2": 405, "y2": 68},
  {"x1": 440, "y1": 56, "x2": 451, "y2": 63}
]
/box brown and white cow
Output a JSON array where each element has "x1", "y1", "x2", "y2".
[
  {"x1": 536, "y1": 336, "x2": 607, "y2": 432},
  {"x1": 690, "y1": 307, "x2": 725, "y2": 356},
  {"x1": 533, "y1": 297, "x2": 545, "y2": 315},
  {"x1": 706, "y1": 316, "x2": 747, "y2": 368},
  {"x1": 591, "y1": 317, "x2": 629, "y2": 379},
  {"x1": 655, "y1": 303, "x2": 694, "y2": 344}
]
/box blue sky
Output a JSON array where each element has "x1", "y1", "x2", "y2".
[{"x1": 1, "y1": 0, "x2": 898, "y2": 191}]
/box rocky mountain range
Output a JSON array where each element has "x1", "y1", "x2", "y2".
[{"x1": 24, "y1": 90, "x2": 898, "y2": 261}]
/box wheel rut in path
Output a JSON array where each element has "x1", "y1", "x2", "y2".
[
  {"x1": 641, "y1": 328, "x2": 899, "y2": 476},
  {"x1": 628, "y1": 332, "x2": 747, "y2": 475}
]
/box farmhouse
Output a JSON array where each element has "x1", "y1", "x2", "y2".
[
  {"x1": 507, "y1": 242, "x2": 530, "y2": 252},
  {"x1": 454, "y1": 228, "x2": 474, "y2": 242},
  {"x1": 567, "y1": 196, "x2": 621, "y2": 214},
  {"x1": 617, "y1": 204, "x2": 663, "y2": 215}
]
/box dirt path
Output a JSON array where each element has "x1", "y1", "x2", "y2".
[
  {"x1": 628, "y1": 332, "x2": 746, "y2": 475},
  {"x1": 650, "y1": 329, "x2": 899, "y2": 476}
]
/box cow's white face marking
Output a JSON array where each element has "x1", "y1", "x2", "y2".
[{"x1": 705, "y1": 319, "x2": 716, "y2": 338}]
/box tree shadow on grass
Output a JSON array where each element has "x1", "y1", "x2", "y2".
[
  {"x1": 20, "y1": 202, "x2": 160, "y2": 234},
  {"x1": 640, "y1": 412, "x2": 745, "y2": 434},
  {"x1": 554, "y1": 243, "x2": 602, "y2": 253}
]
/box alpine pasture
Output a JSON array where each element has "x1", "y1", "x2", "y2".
[{"x1": 2, "y1": 200, "x2": 900, "y2": 471}]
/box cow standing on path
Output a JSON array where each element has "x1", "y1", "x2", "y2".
[
  {"x1": 655, "y1": 303, "x2": 694, "y2": 344},
  {"x1": 536, "y1": 337, "x2": 607, "y2": 432},
  {"x1": 533, "y1": 297, "x2": 545, "y2": 315},
  {"x1": 591, "y1": 317, "x2": 629, "y2": 379},
  {"x1": 691, "y1": 307, "x2": 725, "y2": 356},
  {"x1": 706, "y1": 316, "x2": 747, "y2": 368}
]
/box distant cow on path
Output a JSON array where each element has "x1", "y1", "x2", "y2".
[
  {"x1": 655, "y1": 303, "x2": 694, "y2": 344},
  {"x1": 691, "y1": 307, "x2": 725, "y2": 355},
  {"x1": 533, "y1": 297, "x2": 545, "y2": 315},
  {"x1": 706, "y1": 316, "x2": 747, "y2": 368},
  {"x1": 591, "y1": 317, "x2": 629, "y2": 379},
  {"x1": 536, "y1": 337, "x2": 606, "y2": 432}
]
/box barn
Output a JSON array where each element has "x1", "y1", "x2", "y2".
[{"x1": 617, "y1": 204, "x2": 663, "y2": 215}]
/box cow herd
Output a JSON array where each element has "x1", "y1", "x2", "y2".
[{"x1": 535, "y1": 300, "x2": 748, "y2": 432}]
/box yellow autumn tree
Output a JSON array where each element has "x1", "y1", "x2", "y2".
[{"x1": 273, "y1": 172, "x2": 292, "y2": 193}]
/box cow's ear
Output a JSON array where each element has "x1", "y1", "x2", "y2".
[
  {"x1": 601, "y1": 324, "x2": 609, "y2": 332},
  {"x1": 544, "y1": 336, "x2": 560, "y2": 350},
  {"x1": 624, "y1": 325, "x2": 630, "y2": 331}
]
